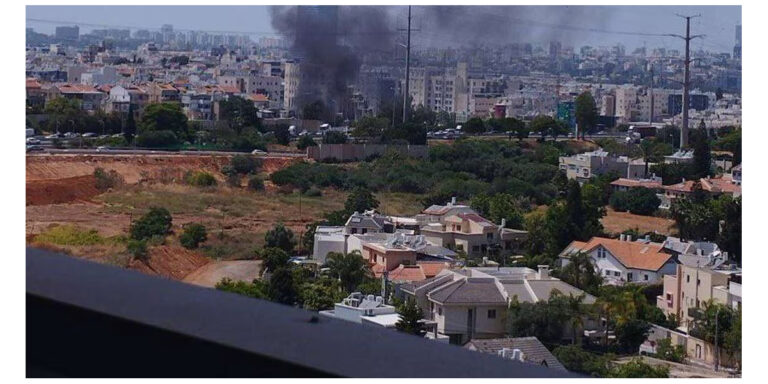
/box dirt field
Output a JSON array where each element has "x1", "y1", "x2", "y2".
[
  {"x1": 25, "y1": 153, "x2": 423, "y2": 283},
  {"x1": 183, "y1": 260, "x2": 263, "y2": 287},
  {"x1": 601, "y1": 207, "x2": 676, "y2": 236}
]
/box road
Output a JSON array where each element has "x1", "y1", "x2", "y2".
[
  {"x1": 27, "y1": 148, "x2": 307, "y2": 158},
  {"x1": 183, "y1": 260, "x2": 263, "y2": 288}
]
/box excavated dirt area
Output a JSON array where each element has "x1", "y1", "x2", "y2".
[{"x1": 26, "y1": 154, "x2": 302, "y2": 282}]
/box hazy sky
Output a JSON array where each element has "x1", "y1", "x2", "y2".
[{"x1": 27, "y1": 5, "x2": 741, "y2": 52}]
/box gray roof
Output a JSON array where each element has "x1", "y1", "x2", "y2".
[
  {"x1": 526, "y1": 280, "x2": 597, "y2": 304},
  {"x1": 345, "y1": 212, "x2": 391, "y2": 230},
  {"x1": 429, "y1": 278, "x2": 506, "y2": 305},
  {"x1": 465, "y1": 337, "x2": 566, "y2": 371},
  {"x1": 501, "y1": 281, "x2": 535, "y2": 303}
]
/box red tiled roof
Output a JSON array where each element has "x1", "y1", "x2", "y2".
[
  {"x1": 664, "y1": 177, "x2": 741, "y2": 195},
  {"x1": 387, "y1": 265, "x2": 427, "y2": 282},
  {"x1": 565, "y1": 237, "x2": 674, "y2": 271},
  {"x1": 610, "y1": 178, "x2": 662, "y2": 189},
  {"x1": 418, "y1": 262, "x2": 450, "y2": 278},
  {"x1": 57, "y1": 83, "x2": 102, "y2": 94},
  {"x1": 249, "y1": 93, "x2": 269, "y2": 102},
  {"x1": 26, "y1": 78, "x2": 41, "y2": 89},
  {"x1": 457, "y1": 213, "x2": 495, "y2": 226}
]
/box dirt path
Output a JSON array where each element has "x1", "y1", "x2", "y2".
[{"x1": 183, "y1": 260, "x2": 263, "y2": 287}]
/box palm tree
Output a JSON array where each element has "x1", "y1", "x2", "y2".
[
  {"x1": 325, "y1": 250, "x2": 371, "y2": 293},
  {"x1": 639, "y1": 139, "x2": 655, "y2": 178},
  {"x1": 565, "y1": 293, "x2": 589, "y2": 345}
]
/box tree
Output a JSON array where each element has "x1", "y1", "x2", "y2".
[
  {"x1": 180, "y1": 223, "x2": 207, "y2": 249},
  {"x1": 558, "y1": 252, "x2": 602, "y2": 296},
  {"x1": 344, "y1": 187, "x2": 380, "y2": 214},
  {"x1": 267, "y1": 266, "x2": 297, "y2": 305},
  {"x1": 298, "y1": 277, "x2": 346, "y2": 311},
  {"x1": 296, "y1": 135, "x2": 318, "y2": 150},
  {"x1": 615, "y1": 318, "x2": 651, "y2": 353},
  {"x1": 247, "y1": 175, "x2": 265, "y2": 191},
  {"x1": 322, "y1": 131, "x2": 347, "y2": 144},
  {"x1": 44, "y1": 97, "x2": 82, "y2": 133},
  {"x1": 670, "y1": 197, "x2": 719, "y2": 241},
  {"x1": 606, "y1": 358, "x2": 669, "y2": 378},
  {"x1": 523, "y1": 210, "x2": 547, "y2": 257},
  {"x1": 508, "y1": 292, "x2": 572, "y2": 345},
  {"x1": 325, "y1": 251, "x2": 371, "y2": 293},
  {"x1": 530, "y1": 115, "x2": 568, "y2": 141},
  {"x1": 574, "y1": 92, "x2": 598, "y2": 140},
  {"x1": 215, "y1": 278, "x2": 268, "y2": 299},
  {"x1": 690, "y1": 128, "x2": 712, "y2": 179},
  {"x1": 565, "y1": 180, "x2": 586, "y2": 239},
  {"x1": 130, "y1": 207, "x2": 172, "y2": 240},
  {"x1": 624, "y1": 188, "x2": 661, "y2": 216},
  {"x1": 395, "y1": 297, "x2": 425, "y2": 336},
  {"x1": 219, "y1": 96, "x2": 261, "y2": 134},
  {"x1": 487, "y1": 193, "x2": 524, "y2": 229},
  {"x1": 690, "y1": 301, "x2": 738, "y2": 369},
  {"x1": 463, "y1": 117, "x2": 485, "y2": 134},
  {"x1": 229, "y1": 154, "x2": 261, "y2": 175},
  {"x1": 264, "y1": 223, "x2": 297, "y2": 254},
  {"x1": 124, "y1": 105, "x2": 137, "y2": 142},
  {"x1": 260, "y1": 247, "x2": 291, "y2": 272},
  {"x1": 272, "y1": 124, "x2": 291, "y2": 146},
  {"x1": 552, "y1": 345, "x2": 612, "y2": 377},
  {"x1": 717, "y1": 196, "x2": 741, "y2": 264},
  {"x1": 350, "y1": 116, "x2": 389, "y2": 138},
  {"x1": 654, "y1": 338, "x2": 686, "y2": 363},
  {"x1": 139, "y1": 103, "x2": 188, "y2": 139},
  {"x1": 135, "y1": 130, "x2": 179, "y2": 148}
]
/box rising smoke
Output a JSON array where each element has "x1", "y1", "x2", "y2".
[{"x1": 269, "y1": 6, "x2": 616, "y2": 117}]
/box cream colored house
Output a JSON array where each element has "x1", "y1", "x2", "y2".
[{"x1": 421, "y1": 213, "x2": 527, "y2": 257}]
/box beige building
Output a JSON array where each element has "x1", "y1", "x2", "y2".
[
  {"x1": 421, "y1": 213, "x2": 527, "y2": 257},
  {"x1": 657, "y1": 264, "x2": 742, "y2": 330},
  {"x1": 558, "y1": 149, "x2": 634, "y2": 182}
]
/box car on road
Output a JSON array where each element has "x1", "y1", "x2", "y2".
[
  {"x1": 45, "y1": 133, "x2": 62, "y2": 139},
  {"x1": 82, "y1": 132, "x2": 98, "y2": 138},
  {"x1": 111, "y1": 133, "x2": 124, "y2": 138},
  {"x1": 251, "y1": 149, "x2": 267, "y2": 155},
  {"x1": 26, "y1": 138, "x2": 41, "y2": 145},
  {"x1": 26, "y1": 145, "x2": 44, "y2": 153},
  {"x1": 63, "y1": 132, "x2": 80, "y2": 138},
  {"x1": 96, "y1": 146, "x2": 110, "y2": 152}
]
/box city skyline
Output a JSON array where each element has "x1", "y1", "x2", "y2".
[{"x1": 27, "y1": 5, "x2": 741, "y2": 52}]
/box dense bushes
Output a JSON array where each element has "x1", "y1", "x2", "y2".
[
  {"x1": 135, "y1": 130, "x2": 179, "y2": 148},
  {"x1": 130, "y1": 207, "x2": 172, "y2": 241},
  {"x1": 180, "y1": 223, "x2": 207, "y2": 249},
  {"x1": 185, "y1": 171, "x2": 217, "y2": 187},
  {"x1": 610, "y1": 188, "x2": 661, "y2": 216}
]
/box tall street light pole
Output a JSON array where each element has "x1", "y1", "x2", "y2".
[
  {"x1": 669, "y1": 14, "x2": 702, "y2": 148},
  {"x1": 402, "y1": 5, "x2": 412, "y2": 125}
]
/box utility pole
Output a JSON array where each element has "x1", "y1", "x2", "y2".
[
  {"x1": 402, "y1": 5, "x2": 412, "y2": 125},
  {"x1": 648, "y1": 61, "x2": 654, "y2": 124},
  {"x1": 671, "y1": 14, "x2": 703, "y2": 148}
]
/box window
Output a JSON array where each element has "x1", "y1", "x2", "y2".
[
  {"x1": 686, "y1": 275, "x2": 690, "y2": 283},
  {"x1": 627, "y1": 273, "x2": 633, "y2": 282},
  {"x1": 350, "y1": 228, "x2": 357, "y2": 234},
  {"x1": 597, "y1": 248, "x2": 606, "y2": 258},
  {"x1": 438, "y1": 307, "x2": 442, "y2": 316},
  {"x1": 472, "y1": 246, "x2": 480, "y2": 252},
  {"x1": 488, "y1": 309, "x2": 496, "y2": 319},
  {"x1": 605, "y1": 270, "x2": 610, "y2": 276},
  {"x1": 486, "y1": 233, "x2": 493, "y2": 240},
  {"x1": 361, "y1": 228, "x2": 367, "y2": 234},
  {"x1": 644, "y1": 274, "x2": 649, "y2": 281},
  {"x1": 614, "y1": 271, "x2": 620, "y2": 277}
]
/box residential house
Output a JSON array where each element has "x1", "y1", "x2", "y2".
[
  {"x1": 465, "y1": 337, "x2": 567, "y2": 371},
  {"x1": 401, "y1": 266, "x2": 596, "y2": 345},
  {"x1": 642, "y1": 323, "x2": 740, "y2": 369},
  {"x1": 148, "y1": 82, "x2": 181, "y2": 104},
  {"x1": 664, "y1": 149, "x2": 694, "y2": 164},
  {"x1": 105, "y1": 85, "x2": 131, "y2": 114},
  {"x1": 610, "y1": 176, "x2": 663, "y2": 193},
  {"x1": 46, "y1": 83, "x2": 106, "y2": 112},
  {"x1": 361, "y1": 233, "x2": 456, "y2": 279},
  {"x1": 416, "y1": 197, "x2": 478, "y2": 225},
  {"x1": 558, "y1": 149, "x2": 634, "y2": 182},
  {"x1": 421, "y1": 213, "x2": 527, "y2": 257},
  {"x1": 559, "y1": 235, "x2": 678, "y2": 285},
  {"x1": 660, "y1": 176, "x2": 742, "y2": 209}
]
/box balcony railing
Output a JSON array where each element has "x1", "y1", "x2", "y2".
[{"x1": 27, "y1": 247, "x2": 578, "y2": 378}]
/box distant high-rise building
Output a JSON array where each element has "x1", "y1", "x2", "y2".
[
  {"x1": 549, "y1": 41, "x2": 561, "y2": 58},
  {"x1": 733, "y1": 24, "x2": 742, "y2": 60},
  {"x1": 55, "y1": 25, "x2": 79, "y2": 41}
]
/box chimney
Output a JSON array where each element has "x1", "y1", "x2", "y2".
[
  {"x1": 620, "y1": 234, "x2": 626, "y2": 241},
  {"x1": 450, "y1": 196, "x2": 456, "y2": 206},
  {"x1": 537, "y1": 265, "x2": 550, "y2": 279},
  {"x1": 500, "y1": 218, "x2": 506, "y2": 228},
  {"x1": 627, "y1": 234, "x2": 633, "y2": 242}
]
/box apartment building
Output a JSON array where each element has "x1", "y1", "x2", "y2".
[
  {"x1": 558, "y1": 149, "x2": 634, "y2": 182},
  {"x1": 657, "y1": 263, "x2": 742, "y2": 331}
]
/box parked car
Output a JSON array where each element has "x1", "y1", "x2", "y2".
[
  {"x1": 96, "y1": 146, "x2": 110, "y2": 152},
  {"x1": 82, "y1": 132, "x2": 97, "y2": 138},
  {"x1": 26, "y1": 145, "x2": 44, "y2": 153},
  {"x1": 26, "y1": 138, "x2": 41, "y2": 145},
  {"x1": 251, "y1": 149, "x2": 267, "y2": 155},
  {"x1": 45, "y1": 133, "x2": 62, "y2": 139}
]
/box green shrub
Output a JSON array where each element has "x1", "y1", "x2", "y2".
[
  {"x1": 94, "y1": 167, "x2": 124, "y2": 191},
  {"x1": 609, "y1": 191, "x2": 630, "y2": 212},
  {"x1": 36, "y1": 225, "x2": 104, "y2": 246},
  {"x1": 654, "y1": 338, "x2": 686, "y2": 363},
  {"x1": 226, "y1": 173, "x2": 242, "y2": 187},
  {"x1": 230, "y1": 155, "x2": 261, "y2": 175},
  {"x1": 130, "y1": 207, "x2": 172, "y2": 240},
  {"x1": 247, "y1": 176, "x2": 265, "y2": 191},
  {"x1": 186, "y1": 171, "x2": 217, "y2": 187},
  {"x1": 180, "y1": 223, "x2": 207, "y2": 249},
  {"x1": 296, "y1": 135, "x2": 318, "y2": 150},
  {"x1": 135, "y1": 130, "x2": 179, "y2": 148},
  {"x1": 127, "y1": 239, "x2": 149, "y2": 261},
  {"x1": 304, "y1": 187, "x2": 322, "y2": 197}
]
